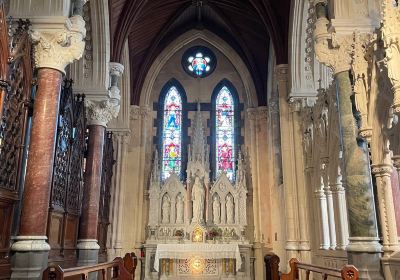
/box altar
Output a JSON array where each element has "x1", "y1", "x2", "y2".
[
  {"x1": 144, "y1": 243, "x2": 252, "y2": 279},
  {"x1": 143, "y1": 107, "x2": 252, "y2": 279}
]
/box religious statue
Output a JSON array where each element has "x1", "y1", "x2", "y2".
[
  {"x1": 213, "y1": 196, "x2": 221, "y2": 224},
  {"x1": 176, "y1": 195, "x2": 184, "y2": 223},
  {"x1": 191, "y1": 176, "x2": 205, "y2": 223},
  {"x1": 162, "y1": 196, "x2": 171, "y2": 223},
  {"x1": 226, "y1": 195, "x2": 234, "y2": 224}
]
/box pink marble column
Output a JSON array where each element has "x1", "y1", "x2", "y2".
[
  {"x1": 79, "y1": 125, "x2": 105, "y2": 240},
  {"x1": 19, "y1": 68, "x2": 62, "y2": 236}
]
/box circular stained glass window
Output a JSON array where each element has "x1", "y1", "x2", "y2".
[{"x1": 182, "y1": 46, "x2": 216, "y2": 78}]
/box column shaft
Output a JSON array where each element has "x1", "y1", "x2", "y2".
[
  {"x1": 79, "y1": 125, "x2": 105, "y2": 239},
  {"x1": 19, "y1": 69, "x2": 62, "y2": 235}
]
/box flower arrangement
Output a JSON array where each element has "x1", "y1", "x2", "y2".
[
  {"x1": 174, "y1": 229, "x2": 184, "y2": 238},
  {"x1": 207, "y1": 227, "x2": 222, "y2": 240}
]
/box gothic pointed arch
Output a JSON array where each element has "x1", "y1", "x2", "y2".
[
  {"x1": 211, "y1": 79, "x2": 240, "y2": 181},
  {"x1": 157, "y1": 78, "x2": 188, "y2": 181}
]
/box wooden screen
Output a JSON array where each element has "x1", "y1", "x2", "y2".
[
  {"x1": 98, "y1": 132, "x2": 114, "y2": 263},
  {"x1": 47, "y1": 81, "x2": 86, "y2": 267},
  {"x1": 0, "y1": 9, "x2": 33, "y2": 279}
]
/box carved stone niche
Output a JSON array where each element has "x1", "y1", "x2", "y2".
[
  {"x1": 159, "y1": 173, "x2": 187, "y2": 226},
  {"x1": 210, "y1": 173, "x2": 238, "y2": 227}
]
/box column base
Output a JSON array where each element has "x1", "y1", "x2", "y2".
[
  {"x1": 347, "y1": 237, "x2": 383, "y2": 280},
  {"x1": 77, "y1": 239, "x2": 100, "y2": 266},
  {"x1": 10, "y1": 236, "x2": 50, "y2": 280}
]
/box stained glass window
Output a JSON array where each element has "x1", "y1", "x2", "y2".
[
  {"x1": 215, "y1": 86, "x2": 235, "y2": 181},
  {"x1": 162, "y1": 86, "x2": 182, "y2": 180},
  {"x1": 182, "y1": 46, "x2": 216, "y2": 78}
]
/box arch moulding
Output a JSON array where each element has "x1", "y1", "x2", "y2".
[{"x1": 139, "y1": 29, "x2": 258, "y2": 108}]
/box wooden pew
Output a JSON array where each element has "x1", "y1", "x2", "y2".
[
  {"x1": 265, "y1": 254, "x2": 359, "y2": 280},
  {"x1": 42, "y1": 252, "x2": 137, "y2": 280}
]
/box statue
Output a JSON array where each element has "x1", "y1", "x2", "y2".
[
  {"x1": 226, "y1": 195, "x2": 234, "y2": 224},
  {"x1": 162, "y1": 196, "x2": 171, "y2": 224},
  {"x1": 191, "y1": 176, "x2": 205, "y2": 223},
  {"x1": 176, "y1": 195, "x2": 184, "y2": 223},
  {"x1": 213, "y1": 196, "x2": 221, "y2": 224}
]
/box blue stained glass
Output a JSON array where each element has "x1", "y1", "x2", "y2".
[
  {"x1": 215, "y1": 86, "x2": 235, "y2": 181},
  {"x1": 162, "y1": 87, "x2": 182, "y2": 180}
]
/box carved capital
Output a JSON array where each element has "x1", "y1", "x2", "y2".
[
  {"x1": 85, "y1": 99, "x2": 119, "y2": 127},
  {"x1": 275, "y1": 64, "x2": 289, "y2": 82},
  {"x1": 371, "y1": 164, "x2": 393, "y2": 177},
  {"x1": 31, "y1": 15, "x2": 86, "y2": 74},
  {"x1": 393, "y1": 156, "x2": 400, "y2": 170},
  {"x1": 109, "y1": 62, "x2": 124, "y2": 77},
  {"x1": 257, "y1": 106, "x2": 268, "y2": 121},
  {"x1": 382, "y1": 0, "x2": 400, "y2": 113},
  {"x1": 288, "y1": 97, "x2": 302, "y2": 113},
  {"x1": 247, "y1": 108, "x2": 258, "y2": 121},
  {"x1": 130, "y1": 105, "x2": 151, "y2": 121},
  {"x1": 269, "y1": 99, "x2": 279, "y2": 114}
]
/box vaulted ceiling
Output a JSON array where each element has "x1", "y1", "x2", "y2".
[{"x1": 109, "y1": 0, "x2": 291, "y2": 105}]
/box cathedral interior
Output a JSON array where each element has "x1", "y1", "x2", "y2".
[{"x1": 1, "y1": 0, "x2": 400, "y2": 279}]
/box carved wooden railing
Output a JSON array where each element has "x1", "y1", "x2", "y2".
[
  {"x1": 43, "y1": 252, "x2": 138, "y2": 280},
  {"x1": 265, "y1": 255, "x2": 359, "y2": 280},
  {"x1": 48, "y1": 81, "x2": 86, "y2": 267}
]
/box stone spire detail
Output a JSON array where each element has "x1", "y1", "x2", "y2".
[{"x1": 187, "y1": 102, "x2": 210, "y2": 183}]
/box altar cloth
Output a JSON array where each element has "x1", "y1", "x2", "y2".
[{"x1": 154, "y1": 243, "x2": 242, "y2": 272}]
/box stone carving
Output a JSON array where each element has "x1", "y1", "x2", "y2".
[
  {"x1": 213, "y1": 195, "x2": 221, "y2": 224},
  {"x1": 31, "y1": 16, "x2": 86, "y2": 74},
  {"x1": 192, "y1": 176, "x2": 205, "y2": 224},
  {"x1": 85, "y1": 98, "x2": 120, "y2": 127},
  {"x1": 176, "y1": 194, "x2": 184, "y2": 223},
  {"x1": 351, "y1": 32, "x2": 373, "y2": 140},
  {"x1": 382, "y1": 0, "x2": 400, "y2": 113},
  {"x1": 226, "y1": 194, "x2": 234, "y2": 224},
  {"x1": 162, "y1": 195, "x2": 171, "y2": 224},
  {"x1": 313, "y1": 12, "x2": 352, "y2": 75}
]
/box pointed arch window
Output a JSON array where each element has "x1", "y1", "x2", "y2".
[
  {"x1": 214, "y1": 83, "x2": 237, "y2": 181},
  {"x1": 160, "y1": 85, "x2": 184, "y2": 181}
]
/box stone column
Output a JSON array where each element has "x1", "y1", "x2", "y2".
[
  {"x1": 322, "y1": 160, "x2": 337, "y2": 249},
  {"x1": 371, "y1": 164, "x2": 400, "y2": 254},
  {"x1": 108, "y1": 131, "x2": 131, "y2": 260},
  {"x1": 313, "y1": 3, "x2": 382, "y2": 278},
  {"x1": 315, "y1": 177, "x2": 330, "y2": 250},
  {"x1": 276, "y1": 65, "x2": 298, "y2": 257},
  {"x1": 78, "y1": 63, "x2": 123, "y2": 265},
  {"x1": 247, "y1": 108, "x2": 263, "y2": 278},
  {"x1": 10, "y1": 16, "x2": 85, "y2": 280},
  {"x1": 330, "y1": 167, "x2": 349, "y2": 250}
]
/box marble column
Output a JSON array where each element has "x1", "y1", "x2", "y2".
[
  {"x1": 313, "y1": 3, "x2": 382, "y2": 278},
  {"x1": 78, "y1": 63, "x2": 123, "y2": 265},
  {"x1": 335, "y1": 70, "x2": 382, "y2": 279},
  {"x1": 77, "y1": 124, "x2": 105, "y2": 266},
  {"x1": 315, "y1": 183, "x2": 330, "y2": 250},
  {"x1": 331, "y1": 167, "x2": 349, "y2": 250},
  {"x1": 10, "y1": 16, "x2": 85, "y2": 280},
  {"x1": 371, "y1": 164, "x2": 400, "y2": 254}
]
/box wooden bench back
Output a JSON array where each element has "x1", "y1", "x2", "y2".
[
  {"x1": 265, "y1": 255, "x2": 359, "y2": 280},
  {"x1": 42, "y1": 252, "x2": 138, "y2": 280}
]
